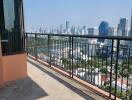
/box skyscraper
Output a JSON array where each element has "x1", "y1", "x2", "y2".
[
  {"x1": 98, "y1": 21, "x2": 109, "y2": 42},
  {"x1": 129, "y1": 10, "x2": 132, "y2": 36},
  {"x1": 59, "y1": 24, "x2": 64, "y2": 34},
  {"x1": 128, "y1": 10, "x2": 132, "y2": 53},
  {"x1": 117, "y1": 18, "x2": 128, "y2": 36},
  {"x1": 70, "y1": 25, "x2": 75, "y2": 34},
  {"x1": 66, "y1": 21, "x2": 69, "y2": 33}
]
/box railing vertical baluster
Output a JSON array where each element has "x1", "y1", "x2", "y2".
[
  {"x1": 88, "y1": 43, "x2": 90, "y2": 81},
  {"x1": 35, "y1": 34, "x2": 37, "y2": 59},
  {"x1": 91, "y1": 44, "x2": 93, "y2": 83},
  {"x1": 77, "y1": 40, "x2": 79, "y2": 76},
  {"x1": 71, "y1": 36, "x2": 74, "y2": 78},
  {"x1": 25, "y1": 33, "x2": 28, "y2": 55},
  {"x1": 48, "y1": 35, "x2": 51, "y2": 67},
  {"x1": 93, "y1": 44, "x2": 96, "y2": 85},
  {"x1": 69, "y1": 36, "x2": 71, "y2": 76},
  {"x1": 97, "y1": 44, "x2": 100, "y2": 87},
  {"x1": 85, "y1": 43, "x2": 87, "y2": 79},
  {"x1": 109, "y1": 39, "x2": 114, "y2": 98},
  {"x1": 126, "y1": 48, "x2": 130, "y2": 99},
  {"x1": 114, "y1": 39, "x2": 120, "y2": 100}
]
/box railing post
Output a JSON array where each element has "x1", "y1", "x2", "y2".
[
  {"x1": 25, "y1": 33, "x2": 28, "y2": 55},
  {"x1": 114, "y1": 39, "x2": 120, "y2": 100},
  {"x1": 35, "y1": 34, "x2": 37, "y2": 59},
  {"x1": 69, "y1": 36, "x2": 74, "y2": 77},
  {"x1": 68, "y1": 36, "x2": 71, "y2": 76},
  {"x1": 48, "y1": 35, "x2": 51, "y2": 67},
  {"x1": 71, "y1": 36, "x2": 74, "y2": 78},
  {"x1": 126, "y1": 48, "x2": 130, "y2": 99}
]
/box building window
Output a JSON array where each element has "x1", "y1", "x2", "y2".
[{"x1": 0, "y1": 0, "x2": 25, "y2": 55}]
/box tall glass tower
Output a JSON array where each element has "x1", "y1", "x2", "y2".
[
  {"x1": 117, "y1": 18, "x2": 128, "y2": 36},
  {"x1": 98, "y1": 21, "x2": 109, "y2": 42},
  {"x1": 66, "y1": 21, "x2": 69, "y2": 33},
  {"x1": 129, "y1": 11, "x2": 132, "y2": 36}
]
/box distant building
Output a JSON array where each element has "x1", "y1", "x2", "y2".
[
  {"x1": 108, "y1": 27, "x2": 115, "y2": 36},
  {"x1": 88, "y1": 27, "x2": 98, "y2": 35},
  {"x1": 82, "y1": 26, "x2": 87, "y2": 35},
  {"x1": 66, "y1": 21, "x2": 70, "y2": 33},
  {"x1": 98, "y1": 21, "x2": 109, "y2": 42},
  {"x1": 59, "y1": 24, "x2": 64, "y2": 34},
  {"x1": 70, "y1": 25, "x2": 75, "y2": 34},
  {"x1": 117, "y1": 18, "x2": 128, "y2": 36},
  {"x1": 128, "y1": 11, "x2": 132, "y2": 55},
  {"x1": 88, "y1": 28, "x2": 94, "y2": 35},
  {"x1": 129, "y1": 11, "x2": 132, "y2": 36}
]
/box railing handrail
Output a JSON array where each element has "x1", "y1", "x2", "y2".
[{"x1": 26, "y1": 32, "x2": 132, "y2": 40}]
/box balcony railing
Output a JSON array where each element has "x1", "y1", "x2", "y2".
[{"x1": 25, "y1": 33, "x2": 132, "y2": 100}]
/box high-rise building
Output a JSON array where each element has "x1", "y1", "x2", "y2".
[
  {"x1": 106, "y1": 27, "x2": 116, "y2": 46},
  {"x1": 128, "y1": 11, "x2": 132, "y2": 54},
  {"x1": 82, "y1": 26, "x2": 87, "y2": 35},
  {"x1": 98, "y1": 21, "x2": 109, "y2": 42},
  {"x1": 87, "y1": 27, "x2": 98, "y2": 35},
  {"x1": 129, "y1": 10, "x2": 132, "y2": 36},
  {"x1": 70, "y1": 25, "x2": 75, "y2": 34},
  {"x1": 66, "y1": 21, "x2": 69, "y2": 33},
  {"x1": 117, "y1": 18, "x2": 128, "y2": 36},
  {"x1": 59, "y1": 24, "x2": 64, "y2": 34}
]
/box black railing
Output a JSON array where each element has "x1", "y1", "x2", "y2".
[{"x1": 26, "y1": 32, "x2": 132, "y2": 100}]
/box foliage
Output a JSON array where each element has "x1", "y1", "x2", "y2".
[{"x1": 100, "y1": 67, "x2": 108, "y2": 74}]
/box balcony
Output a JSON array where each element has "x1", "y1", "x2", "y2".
[
  {"x1": 0, "y1": 58, "x2": 106, "y2": 100},
  {"x1": 25, "y1": 33, "x2": 132, "y2": 100}
]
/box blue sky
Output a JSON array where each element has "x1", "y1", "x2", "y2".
[{"x1": 23, "y1": 0, "x2": 132, "y2": 32}]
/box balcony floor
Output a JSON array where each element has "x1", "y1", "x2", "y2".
[{"x1": 0, "y1": 58, "x2": 106, "y2": 100}]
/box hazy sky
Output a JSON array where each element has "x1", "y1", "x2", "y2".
[{"x1": 23, "y1": 0, "x2": 132, "y2": 32}]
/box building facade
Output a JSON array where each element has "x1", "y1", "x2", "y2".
[
  {"x1": 66, "y1": 21, "x2": 70, "y2": 33},
  {"x1": 0, "y1": 0, "x2": 27, "y2": 87},
  {"x1": 129, "y1": 11, "x2": 132, "y2": 36},
  {"x1": 88, "y1": 28, "x2": 94, "y2": 35},
  {"x1": 117, "y1": 18, "x2": 128, "y2": 36},
  {"x1": 98, "y1": 21, "x2": 109, "y2": 42}
]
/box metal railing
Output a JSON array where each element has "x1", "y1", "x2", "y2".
[{"x1": 26, "y1": 32, "x2": 132, "y2": 100}]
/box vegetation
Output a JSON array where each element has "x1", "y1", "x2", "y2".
[{"x1": 100, "y1": 67, "x2": 108, "y2": 74}]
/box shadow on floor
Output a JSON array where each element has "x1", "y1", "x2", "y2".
[
  {"x1": 28, "y1": 59, "x2": 95, "y2": 100},
  {"x1": 0, "y1": 77, "x2": 48, "y2": 100}
]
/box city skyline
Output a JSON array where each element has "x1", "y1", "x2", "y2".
[{"x1": 24, "y1": 0, "x2": 132, "y2": 32}]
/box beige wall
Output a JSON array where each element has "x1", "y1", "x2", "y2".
[{"x1": 0, "y1": 53, "x2": 27, "y2": 87}]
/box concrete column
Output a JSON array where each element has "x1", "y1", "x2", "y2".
[{"x1": 0, "y1": 35, "x2": 4, "y2": 87}]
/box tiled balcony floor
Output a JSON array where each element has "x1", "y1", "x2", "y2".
[{"x1": 0, "y1": 58, "x2": 106, "y2": 100}]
